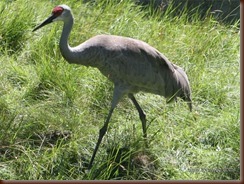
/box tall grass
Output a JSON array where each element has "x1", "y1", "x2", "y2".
[{"x1": 0, "y1": 0, "x2": 240, "y2": 180}]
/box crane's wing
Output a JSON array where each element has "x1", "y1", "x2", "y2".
[{"x1": 99, "y1": 38, "x2": 177, "y2": 96}]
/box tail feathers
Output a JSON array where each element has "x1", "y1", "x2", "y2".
[{"x1": 171, "y1": 64, "x2": 192, "y2": 111}]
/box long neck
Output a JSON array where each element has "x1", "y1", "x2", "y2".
[
  {"x1": 59, "y1": 16, "x2": 98, "y2": 67},
  {"x1": 59, "y1": 16, "x2": 78, "y2": 63}
]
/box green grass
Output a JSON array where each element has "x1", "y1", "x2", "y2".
[{"x1": 0, "y1": 0, "x2": 240, "y2": 180}]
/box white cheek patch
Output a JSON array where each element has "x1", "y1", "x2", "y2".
[{"x1": 53, "y1": 16, "x2": 63, "y2": 22}]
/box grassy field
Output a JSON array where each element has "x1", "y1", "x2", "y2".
[{"x1": 0, "y1": 0, "x2": 240, "y2": 180}]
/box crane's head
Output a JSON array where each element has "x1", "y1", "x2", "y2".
[{"x1": 33, "y1": 4, "x2": 72, "y2": 32}]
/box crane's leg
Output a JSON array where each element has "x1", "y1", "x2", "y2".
[
  {"x1": 88, "y1": 86, "x2": 124, "y2": 169},
  {"x1": 188, "y1": 101, "x2": 192, "y2": 112},
  {"x1": 128, "y1": 93, "x2": 148, "y2": 148},
  {"x1": 88, "y1": 108, "x2": 114, "y2": 169}
]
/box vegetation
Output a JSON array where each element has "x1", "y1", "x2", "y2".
[{"x1": 0, "y1": 0, "x2": 240, "y2": 180}]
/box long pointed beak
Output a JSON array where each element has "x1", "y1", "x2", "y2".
[{"x1": 32, "y1": 14, "x2": 56, "y2": 32}]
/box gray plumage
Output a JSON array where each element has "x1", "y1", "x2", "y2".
[{"x1": 33, "y1": 4, "x2": 192, "y2": 169}]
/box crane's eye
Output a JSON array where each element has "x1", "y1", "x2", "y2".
[{"x1": 52, "y1": 6, "x2": 63, "y2": 17}]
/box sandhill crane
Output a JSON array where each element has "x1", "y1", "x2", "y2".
[{"x1": 33, "y1": 4, "x2": 192, "y2": 169}]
